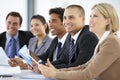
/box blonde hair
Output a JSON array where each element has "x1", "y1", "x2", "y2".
[{"x1": 92, "y1": 3, "x2": 119, "y2": 32}]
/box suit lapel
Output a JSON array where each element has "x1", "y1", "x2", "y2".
[
  {"x1": 18, "y1": 31, "x2": 24, "y2": 48},
  {"x1": 73, "y1": 26, "x2": 89, "y2": 59},
  {"x1": 76, "y1": 26, "x2": 88, "y2": 44},
  {"x1": 2, "y1": 32, "x2": 6, "y2": 49},
  {"x1": 35, "y1": 41, "x2": 45, "y2": 54},
  {"x1": 49, "y1": 37, "x2": 58, "y2": 60},
  {"x1": 31, "y1": 38, "x2": 37, "y2": 53},
  {"x1": 57, "y1": 34, "x2": 70, "y2": 58}
]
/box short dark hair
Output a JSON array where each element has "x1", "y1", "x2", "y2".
[
  {"x1": 66, "y1": 5, "x2": 85, "y2": 17},
  {"x1": 31, "y1": 15, "x2": 49, "y2": 34},
  {"x1": 49, "y1": 7, "x2": 65, "y2": 22},
  {"x1": 6, "y1": 11, "x2": 23, "y2": 25}
]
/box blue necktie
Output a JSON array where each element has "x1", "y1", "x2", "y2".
[
  {"x1": 57, "y1": 42, "x2": 62, "y2": 58},
  {"x1": 8, "y1": 37, "x2": 16, "y2": 58},
  {"x1": 69, "y1": 38, "x2": 75, "y2": 64}
]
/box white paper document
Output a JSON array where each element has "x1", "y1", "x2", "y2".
[
  {"x1": 0, "y1": 66, "x2": 21, "y2": 75},
  {"x1": 0, "y1": 47, "x2": 9, "y2": 66},
  {"x1": 19, "y1": 70, "x2": 44, "y2": 79},
  {"x1": 18, "y1": 45, "x2": 33, "y2": 67},
  {"x1": 19, "y1": 70, "x2": 56, "y2": 80}
]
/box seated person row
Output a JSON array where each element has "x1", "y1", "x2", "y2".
[
  {"x1": 8, "y1": 6, "x2": 98, "y2": 72},
  {"x1": 40, "y1": 3, "x2": 120, "y2": 80},
  {"x1": 8, "y1": 7, "x2": 67, "y2": 69}
]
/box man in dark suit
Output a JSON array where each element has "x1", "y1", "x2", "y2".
[
  {"x1": 0, "y1": 11, "x2": 33, "y2": 58},
  {"x1": 50, "y1": 5, "x2": 98, "y2": 68},
  {"x1": 52, "y1": 25, "x2": 98, "y2": 68},
  {"x1": 37, "y1": 7, "x2": 67, "y2": 62}
]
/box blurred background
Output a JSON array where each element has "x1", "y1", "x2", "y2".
[{"x1": 0, "y1": 0, "x2": 120, "y2": 33}]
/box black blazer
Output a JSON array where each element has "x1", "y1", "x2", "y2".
[
  {"x1": 38, "y1": 34, "x2": 70, "y2": 64},
  {"x1": 52, "y1": 25, "x2": 99, "y2": 68},
  {"x1": 0, "y1": 30, "x2": 34, "y2": 49},
  {"x1": 38, "y1": 37, "x2": 58, "y2": 61}
]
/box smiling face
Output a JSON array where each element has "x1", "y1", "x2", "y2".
[
  {"x1": 6, "y1": 15, "x2": 21, "y2": 36},
  {"x1": 30, "y1": 19, "x2": 46, "y2": 37},
  {"x1": 63, "y1": 8, "x2": 85, "y2": 36},
  {"x1": 49, "y1": 13, "x2": 66, "y2": 36},
  {"x1": 89, "y1": 9, "x2": 110, "y2": 38}
]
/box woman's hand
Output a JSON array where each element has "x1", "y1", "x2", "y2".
[
  {"x1": 39, "y1": 59, "x2": 58, "y2": 78},
  {"x1": 32, "y1": 60, "x2": 41, "y2": 74}
]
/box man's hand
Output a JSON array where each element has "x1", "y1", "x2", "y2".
[
  {"x1": 32, "y1": 60, "x2": 41, "y2": 74},
  {"x1": 8, "y1": 58, "x2": 23, "y2": 67},
  {"x1": 39, "y1": 59, "x2": 57, "y2": 78},
  {"x1": 8, "y1": 58, "x2": 29, "y2": 69}
]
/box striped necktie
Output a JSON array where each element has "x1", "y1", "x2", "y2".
[
  {"x1": 8, "y1": 37, "x2": 16, "y2": 58},
  {"x1": 69, "y1": 38, "x2": 75, "y2": 64},
  {"x1": 57, "y1": 42, "x2": 62, "y2": 58}
]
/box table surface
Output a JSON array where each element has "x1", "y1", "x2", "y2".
[{"x1": 0, "y1": 70, "x2": 56, "y2": 80}]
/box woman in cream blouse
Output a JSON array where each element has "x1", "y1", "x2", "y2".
[{"x1": 39, "y1": 3, "x2": 120, "y2": 80}]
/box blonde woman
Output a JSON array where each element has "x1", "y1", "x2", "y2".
[{"x1": 40, "y1": 3, "x2": 120, "y2": 80}]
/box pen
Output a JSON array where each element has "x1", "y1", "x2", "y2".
[{"x1": 0, "y1": 75, "x2": 13, "y2": 77}]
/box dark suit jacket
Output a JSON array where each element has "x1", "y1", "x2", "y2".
[
  {"x1": 52, "y1": 25, "x2": 98, "y2": 68},
  {"x1": 38, "y1": 34, "x2": 70, "y2": 63},
  {"x1": 38, "y1": 37, "x2": 58, "y2": 61},
  {"x1": 0, "y1": 30, "x2": 34, "y2": 49}
]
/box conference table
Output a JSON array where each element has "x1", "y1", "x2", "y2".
[
  {"x1": 0, "y1": 69, "x2": 57, "y2": 80},
  {"x1": 0, "y1": 47, "x2": 57, "y2": 80}
]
